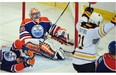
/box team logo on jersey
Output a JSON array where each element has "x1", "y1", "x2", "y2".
[{"x1": 31, "y1": 24, "x2": 44, "y2": 38}]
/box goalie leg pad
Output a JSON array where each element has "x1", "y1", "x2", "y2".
[{"x1": 39, "y1": 38, "x2": 65, "y2": 60}]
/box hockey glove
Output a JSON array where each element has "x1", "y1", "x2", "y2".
[
  {"x1": 22, "y1": 47, "x2": 34, "y2": 58},
  {"x1": 55, "y1": 29, "x2": 69, "y2": 43},
  {"x1": 17, "y1": 56, "x2": 25, "y2": 63},
  {"x1": 85, "y1": 7, "x2": 94, "y2": 14},
  {"x1": 23, "y1": 57, "x2": 35, "y2": 67},
  {"x1": 111, "y1": 15, "x2": 116, "y2": 25},
  {"x1": 82, "y1": 7, "x2": 94, "y2": 18}
]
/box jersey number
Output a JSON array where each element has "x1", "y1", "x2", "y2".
[{"x1": 78, "y1": 34, "x2": 85, "y2": 49}]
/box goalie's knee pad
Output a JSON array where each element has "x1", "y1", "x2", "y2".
[{"x1": 56, "y1": 48, "x2": 65, "y2": 60}]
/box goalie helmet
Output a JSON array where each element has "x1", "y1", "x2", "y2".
[
  {"x1": 4, "y1": 51, "x2": 17, "y2": 61},
  {"x1": 108, "y1": 41, "x2": 116, "y2": 55},
  {"x1": 89, "y1": 12, "x2": 103, "y2": 25},
  {"x1": 29, "y1": 8, "x2": 41, "y2": 20}
]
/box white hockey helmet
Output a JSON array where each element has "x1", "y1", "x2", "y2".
[
  {"x1": 29, "y1": 8, "x2": 41, "y2": 20},
  {"x1": 89, "y1": 12, "x2": 103, "y2": 25}
]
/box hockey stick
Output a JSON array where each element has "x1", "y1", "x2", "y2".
[
  {"x1": 54, "y1": 2, "x2": 70, "y2": 25},
  {"x1": 89, "y1": 2, "x2": 96, "y2": 7}
]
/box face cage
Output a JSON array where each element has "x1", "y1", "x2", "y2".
[{"x1": 30, "y1": 12, "x2": 41, "y2": 19}]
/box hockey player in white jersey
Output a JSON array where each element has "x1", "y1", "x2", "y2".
[{"x1": 72, "y1": 6, "x2": 116, "y2": 72}]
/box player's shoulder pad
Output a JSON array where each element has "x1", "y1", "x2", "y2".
[
  {"x1": 103, "y1": 53, "x2": 116, "y2": 71},
  {"x1": 39, "y1": 17, "x2": 50, "y2": 22},
  {"x1": 21, "y1": 18, "x2": 32, "y2": 26}
]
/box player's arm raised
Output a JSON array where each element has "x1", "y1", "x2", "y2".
[
  {"x1": 97, "y1": 15, "x2": 116, "y2": 38},
  {"x1": 81, "y1": 7, "x2": 94, "y2": 22}
]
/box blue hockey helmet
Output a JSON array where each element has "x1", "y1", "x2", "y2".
[
  {"x1": 108, "y1": 41, "x2": 116, "y2": 55},
  {"x1": 4, "y1": 51, "x2": 17, "y2": 61}
]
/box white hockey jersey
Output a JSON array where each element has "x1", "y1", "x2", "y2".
[{"x1": 73, "y1": 16, "x2": 115, "y2": 65}]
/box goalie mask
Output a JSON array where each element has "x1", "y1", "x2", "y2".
[
  {"x1": 4, "y1": 51, "x2": 17, "y2": 61},
  {"x1": 89, "y1": 12, "x2": 103, "y2": 26},
  {"x1": 29, "y1": 8, "x2": 41, "y2": 20}
]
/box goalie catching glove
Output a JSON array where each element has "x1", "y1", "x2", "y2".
[{"x1": 49, "y1": 24, "x2": 69, "y2": 43}]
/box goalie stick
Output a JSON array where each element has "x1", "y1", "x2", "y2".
[{"x1": 54, "y1": 2, "x2": 70, "y2": 24}]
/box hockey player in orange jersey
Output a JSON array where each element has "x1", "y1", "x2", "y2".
[
  {"x1": 0, "y1": 41, "x2": 35, "y2": 72},
  {"x1": 96, "y1": 41, "x2": 116, "y2": 72},
  {"x1": 10, "y1": 8, "x2": 73, "y2": 61}
]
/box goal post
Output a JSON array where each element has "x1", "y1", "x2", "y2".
[
  {"x1": 75, "y1": 2, "x2": 79, "y2": 49},
  {"x1": 22, "y1": 2, "x2": 26, "y2": 21}
]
